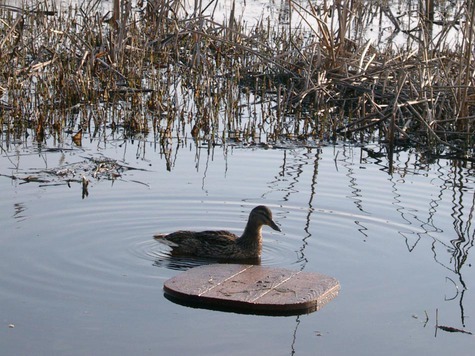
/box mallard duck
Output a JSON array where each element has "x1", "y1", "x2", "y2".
[{"x1": 154, "y1": 205, "x2": 281, "y2": 260}]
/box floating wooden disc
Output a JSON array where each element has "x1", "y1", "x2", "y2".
[{"x1": 163, "y1": 264, "x2": 340, "y2": 315}]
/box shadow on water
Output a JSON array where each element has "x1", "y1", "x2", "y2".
[
  {"x1": 152, "y1": 253, "x2": 261, "y2": 271},
  {"x1": 162, "y1": 292, "x2": 321, "y2": 317},
  {"x1": 153, "y1": 255, "x2": 220, "y2": 271}
]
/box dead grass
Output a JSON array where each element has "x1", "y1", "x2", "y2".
[{"x1": 0, "y1": 0, "x2": 473, "y2": 161}]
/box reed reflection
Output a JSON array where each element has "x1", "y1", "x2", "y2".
[
  {"x1": 334, "y1": 145, "x2": 474, "y2": 327},
  {"x1": 388, "y1": 148, "x2": 473, "y2": 327},
  {"x1": 267, "y1": 149, "x2": 322, "y2": 270},
  {"x1": 337, "y1": 147, "x2": 371, "y2": 241},
  {"x1": 445, "y1": 161, "x2": 474, "y2": 327},
  {"x1": 13, "y1": 202, "x2": 27, "y2": 222}
]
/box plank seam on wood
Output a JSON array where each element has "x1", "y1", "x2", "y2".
[
  {"x1": 249, "y1": 270, "x2": 302, "y2": 303},
  {"x1": 198, "y1": 264, "x2": 253, "y2": 297}
]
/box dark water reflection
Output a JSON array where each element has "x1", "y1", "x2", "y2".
[{"x1": 1, "y1": 135, "x2": 474, "y2": 354}]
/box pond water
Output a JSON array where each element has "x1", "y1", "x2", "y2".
[
  {"x1": 1, "y1": 0, "x2": 474, "y2": 354},
  {"x1": 1, "y1": 132, "x2": 474, "y2": 355}
]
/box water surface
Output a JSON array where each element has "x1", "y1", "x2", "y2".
[{"x1": 1, "y1": 133, "x2": 474, "y2": 355}]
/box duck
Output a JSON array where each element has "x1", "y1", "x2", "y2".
[{"x1": 154, "y1": 205, "x2": 281, "y2": 260}]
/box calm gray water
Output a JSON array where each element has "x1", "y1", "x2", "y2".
[{"x1": 1, "y1": 133, "x2": 474, "y2": 355}]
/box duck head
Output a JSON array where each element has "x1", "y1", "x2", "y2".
[{"x1": 249, "y1": 205, "x2": 281, "y2": 232}]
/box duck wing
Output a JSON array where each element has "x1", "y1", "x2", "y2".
[{"x1": 154, "y1": 230, "x2": 239, "y2": 256}]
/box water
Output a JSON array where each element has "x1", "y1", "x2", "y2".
[
  {"x1": 1, "y1": 0, "x2": 473, "y2": 353},
  {"x1": 1, "y1": 133, "x2": 474, "y2": 355}
]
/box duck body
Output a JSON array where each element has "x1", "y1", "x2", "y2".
[{"x1": 154, "y1": 206, "x2": 280, "y2": 260}]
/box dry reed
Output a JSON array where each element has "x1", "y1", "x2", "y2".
[{"x1": 0, "y1": 0, "x2": 473, "y2": 161}]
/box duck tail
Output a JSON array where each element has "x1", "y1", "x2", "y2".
[{"x1": 154, "y1": 234, "x2": 179, "y2": 247}]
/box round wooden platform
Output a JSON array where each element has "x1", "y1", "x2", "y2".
[{"x1": 163, "y1": 264, "x2": 340, "y2": 315}]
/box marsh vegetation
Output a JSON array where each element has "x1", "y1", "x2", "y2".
[{"x1": 0, "y1": 0, "x2": 474, "y2": 161}]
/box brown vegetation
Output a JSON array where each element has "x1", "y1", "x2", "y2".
[{"x1": 0, "y1": 0, "x2": 473, "y2": 160}]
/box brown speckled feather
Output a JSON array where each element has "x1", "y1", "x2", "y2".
[{"x1": 154, "y1": 206, "x2": 281, "y2": 260}]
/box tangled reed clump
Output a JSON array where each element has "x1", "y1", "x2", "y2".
[{"x1": 0, "y1": 0, "x2": 474, "y2": 160}]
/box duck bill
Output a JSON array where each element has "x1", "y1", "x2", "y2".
[{"x1": 269, "y1": 220, "x2": 281, "y2": 232}]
